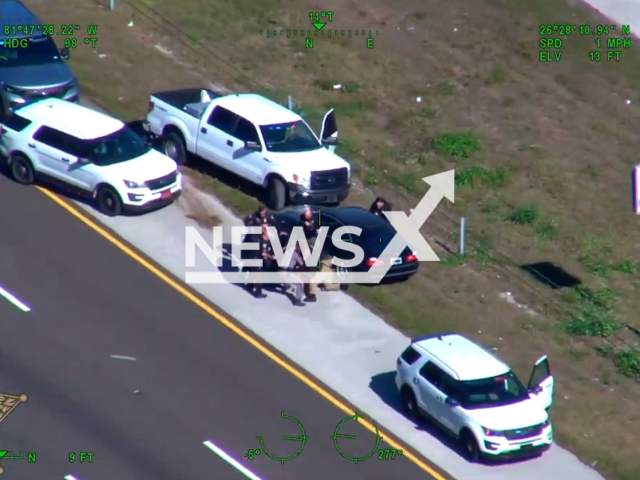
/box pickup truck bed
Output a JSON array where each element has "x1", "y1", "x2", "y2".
[{"x1": 152, "y1": 88, "x2": 219, "y2": 119}]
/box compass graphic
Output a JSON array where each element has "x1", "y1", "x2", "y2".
[
  {"x1": 256, "y1": 412, "x2": 308, "y2": 464},
  {"x1": 0, "y1": 393, "x2": 27, "y2": 427},
  {"x1": 331, "y1": 413, "x2": 381, "y2": 464}
]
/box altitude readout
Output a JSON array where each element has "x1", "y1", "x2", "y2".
[{"x1": 69, "y1": 452, "x2": 95, "y2": 463}]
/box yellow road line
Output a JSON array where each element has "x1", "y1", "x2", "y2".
[{"x1": 37, "y1": 186, "x2": 450, "y2": 480}]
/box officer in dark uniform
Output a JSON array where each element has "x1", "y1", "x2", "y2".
[
  {"x1": 249, "y1": 225, "x2": 276, "y2": 298},
  {"x1": 244, "y1": 205, "x2": 277, "y2": 228},
  {"x1": 243, "y1": 205, "x2": 278, "y2": 251},
  {"x1": 300, "y1": 207, "x2": 319, "y2": 302}
]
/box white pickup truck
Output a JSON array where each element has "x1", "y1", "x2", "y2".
[{"x1": 143, "y1": 88, "x2": 351, "y2": 210}]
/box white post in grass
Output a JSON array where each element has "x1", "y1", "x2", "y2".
[{"x1": 460, "y1": 218, "x2": 466, "y2": 255}]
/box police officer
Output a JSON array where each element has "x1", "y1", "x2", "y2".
[
  {"x1": 243, "y1": 205, "x2": 278, "y2": 249},
  {"x1": 249, "y1": 226, "x2": 275, "y2": 299},
  {"x1": 245, "y1": 205, "x2": 277, "y2": 228},
  {"x1": 300, "y1": 207, "x2": 319, "y2": 302}
]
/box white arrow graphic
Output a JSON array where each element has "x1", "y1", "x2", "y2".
[{"x1": 364, "y1": 169, "x2": 455, "y2": 283}]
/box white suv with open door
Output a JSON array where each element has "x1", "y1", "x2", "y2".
[
  {"x1": 395, "y1": 333, "x2": 553, "y2": 463},
  {"x1": 0, "y1": 98, "x2": 181, "y2": 216}
]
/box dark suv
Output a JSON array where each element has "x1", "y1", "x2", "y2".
[{"x1": 0, "y1": 0, "x2": 79, "y2": 113}]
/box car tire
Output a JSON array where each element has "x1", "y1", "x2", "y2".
[
  {"x1": 401, "y1": 387, "x2": 419, "y2": 420},
  {"x1": 96, "y1": 185, "x2": 123, "y2": 217},
  {"x1": 163, "y1": 131, "x2": 187, "y2": 165},
  {"x1": 267, "y1": 177, "x2": 286, "y2": 210},
  {"x1": 10, "y1": 154, "x2": 35, "y2": 185},
  {"x1": 460, "y1": 430, "x2": 480, "y2": 463}
]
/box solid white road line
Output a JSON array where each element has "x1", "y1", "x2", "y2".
[
  {"x1": 0, "y1": 283, "x2": 30, "y2": 312},
  {"x1": 110, "y1": 355, "x2": 137, "y2": 361},
  {"x1": 203, "y1": 440, "x2": 263, "y2": 480}
]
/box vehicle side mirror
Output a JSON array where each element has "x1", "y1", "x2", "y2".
[
  {"x1": 244, "y1": 141, "x2": 262, "y2": 152},
  {"x1": 77, "y1": 157, "x2": 90, "y2": 165},
  {"x1": 322, "y1": 136, "x2": 337, "y2": 146},
  {"x1": 445, "y1": 397, "x2": 459, "y2": 407},
  {"x1": 60, "y1": 48, "x2": 70, "y2": 60}
]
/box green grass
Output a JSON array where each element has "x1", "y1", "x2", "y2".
[
  {"x1": 508, "y1": 204, "x2": 539, "y2": 225},
  {"x1": 578, "y1": 256, "x2": 640, "y2": 278},
  {"x1": 455, "y1": 166, "x2": 509, "y2": 188},
  {"x1": 431, "y1": 133, "x2": 481, "y2": 160},
  {"x1": 614, "y1": 349, "x2": 640, "y2": 380},
  {"x1": 534, "y1": 220, "x2": 557, "y2": 241},
  {"x1": 562, "y1": 311, "x2": 621, "y2": 338},
  {"x1": 561, "y1": 286, "x2": 621, "y2": 338}
]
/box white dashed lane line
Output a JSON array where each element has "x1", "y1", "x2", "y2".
[{"x1": 0, "y1": 282, "x2": 31, "y2": 312}]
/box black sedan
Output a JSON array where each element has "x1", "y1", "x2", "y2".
[{"x1": 274, "y1": 205, "x2": 419, "y2": 287}]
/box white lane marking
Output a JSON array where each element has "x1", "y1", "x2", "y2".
[
  {"x1": 0, "y1": 283, "x2": 30, "y2": 312},
  {"x1": 64, "y1": 475, "x2": 80, "y2": 480},
  {"x1": 203, "y1": 440, "x2": 263, "y2": 480},
  {"x1": 110, "y1": 355, "x2": 137, "y2": 361}
]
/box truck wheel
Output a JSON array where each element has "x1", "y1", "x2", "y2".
[
  {"x1": 163, "y1": 131, "x2": 187, "y2": 165},
  {"x1": 266, "y1": 177, "x2": 286, "y2": 210},
  {"x1": 10, "y1": 154, "x2": 35, "y2": 185},
  {"x1": 96, "y1": 185, "x2": 123, "y2": 217}
]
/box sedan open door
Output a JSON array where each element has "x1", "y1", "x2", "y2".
[{"x1": 527, "y1": 355, "x2": 554, "y2": 410}]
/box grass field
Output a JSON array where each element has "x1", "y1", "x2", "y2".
[{"x1": 26, "y1": 0, "x2": 640, "y2": 477}]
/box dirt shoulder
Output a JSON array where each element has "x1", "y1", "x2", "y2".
[{"x1": 27, "y1": 0, "x2": 640, "y2": 477}]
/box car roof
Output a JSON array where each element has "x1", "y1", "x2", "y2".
[
  {"x1": 0, "y1": 1, "x2": 42, "y2": 39},
  {"x1": 412, "y1": 333, "x2": 510, "y2": 381},
  {"x1": 324, "y1": 206, "x2": 390, "y2": 228},
  {"x1": 217, "y1": 94, "x2": 301, "y2": 125},
  {"x1": 16, "y1": 99, "x2": 124, "y2": 139},
  {"x1": 276, "y1": 205, "x2": 387, "y2": 226}
]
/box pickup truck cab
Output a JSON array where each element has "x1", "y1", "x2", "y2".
[
  {"x1": 143, "y1": 88, "x2": 351, "y2": 210},
  {"x1": 0, "y1": 98, "x2": 181, "y2": 216}
]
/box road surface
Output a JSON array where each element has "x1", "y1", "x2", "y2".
[{"x1": 0, "y1": 178, "x2": 441, "y2": 480}]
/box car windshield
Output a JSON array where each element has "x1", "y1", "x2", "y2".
[
  {"x1": 82, "y1": 126, "x2": 151, "y2": 166},
  {"x1": 0, "y1": 36, "x2": 61, "y2": 66},
  {"x1": 457, "y1": 371, "x2": 529, "y2": 409},
  {"x1": 259, "y1": 120, "x2": 321, "y2": 153}
]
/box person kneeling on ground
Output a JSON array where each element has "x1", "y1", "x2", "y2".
[{"x1": 369, "y1": 196, "x2": 392, "y2": 221}]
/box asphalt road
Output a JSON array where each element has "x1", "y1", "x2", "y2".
[{"x1": 0, "y1": 178, "x2": 440, "y2": 480}]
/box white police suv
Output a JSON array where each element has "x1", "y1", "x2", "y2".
[
  {"x1": 0, "y1": 98, "x2": 181, "y2": 216},
  {"x1": 396, "y1": 333, "x2": 554, "y2": 462}
]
